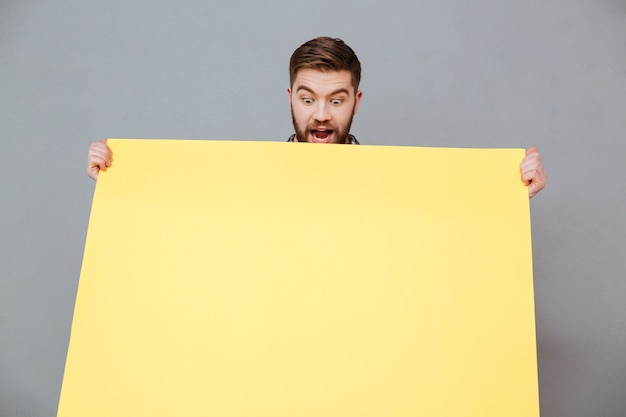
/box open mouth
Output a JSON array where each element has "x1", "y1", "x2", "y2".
[{"x1": 310, "y1": 129, "x2": 334, "y2": 143}]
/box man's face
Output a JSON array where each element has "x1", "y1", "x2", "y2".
[{"x1": 288, "y1": 69, "x2": 362, "y2": 144}]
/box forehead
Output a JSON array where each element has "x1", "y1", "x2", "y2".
[{"x1": 292, "y1": 69, "x2": 354, "y2": 96}]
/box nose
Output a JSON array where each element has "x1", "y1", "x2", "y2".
[{"x1": 313, "y1": 101, "x2": 331, "y2": 123}]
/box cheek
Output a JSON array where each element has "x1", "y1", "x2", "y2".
[
  {"x1": 337, "y1": 108, "x2": 354, "y2": 123},
  {"x1": 292, "y1": 105, "x2": 309, "y2": 122}
]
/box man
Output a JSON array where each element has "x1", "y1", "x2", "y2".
[{"x1": 87, "y1": 37, "x2": 546, "y2": 197}]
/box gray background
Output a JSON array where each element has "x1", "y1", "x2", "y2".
[{"x1": 1, "y1": 0, "x2": 625, "y2": 416}]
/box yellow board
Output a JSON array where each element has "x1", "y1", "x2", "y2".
[{"x1": 59, "y1": 139, "x2": 538, "y2": 417}]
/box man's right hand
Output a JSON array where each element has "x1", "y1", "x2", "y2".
[{"x1": 87, "y1": 139, "x2": 113, "y2": 181}]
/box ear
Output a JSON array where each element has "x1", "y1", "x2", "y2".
[
  {"x1": 287, "y1": 87, "x2": 292, "y2": 107},
  {"x1": 353, "y1": 90, "x2": 363, "y2": 115}
]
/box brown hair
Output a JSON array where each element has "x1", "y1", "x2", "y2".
[{"x1": 289, "y1": 37, "x2": 362, "y2": 92}]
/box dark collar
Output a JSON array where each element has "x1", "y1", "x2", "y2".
[{"x1": 287, "y1": 134, "x2": 360, "y2": 145}]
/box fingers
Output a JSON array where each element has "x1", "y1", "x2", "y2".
[
  {"x1": 87, "y1": 139, "x2": 113, "y2": 181},
  {"x1": 520, "y1": 147, "x2": 547, "y2": 199}
]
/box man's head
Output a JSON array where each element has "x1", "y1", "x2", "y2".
[{"x1": 288, "y1": 37, "x2": 363, "y2": 144}]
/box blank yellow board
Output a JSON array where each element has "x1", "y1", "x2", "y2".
[{"x1": 59, "y1": 139, "x2": 538, "y2": 417}]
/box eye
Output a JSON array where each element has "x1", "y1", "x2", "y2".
[
  {"x1": 331, "y1": 99, "x2": 343, "y2": 105},
  {"x1": 302, "y1": 98, "x2": 313, "y2": 105}
]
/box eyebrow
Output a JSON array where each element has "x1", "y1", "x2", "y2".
[{"x1": 295, "y1": 85, "x2": 351, "y2": 96}]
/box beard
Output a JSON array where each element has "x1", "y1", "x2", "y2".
[{"x1": 290, "y1": 104, "x2": 355, "y2": 144}]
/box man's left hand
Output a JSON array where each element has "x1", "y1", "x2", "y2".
[{"x1": 521, "y1": 146, "x2": 547, "y2": 199}]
